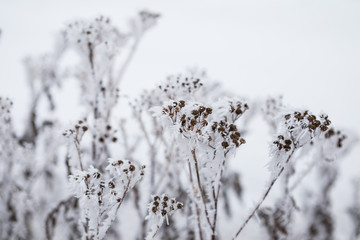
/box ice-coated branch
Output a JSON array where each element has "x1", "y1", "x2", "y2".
[
  {"x1": 145, "y1": 194, "x2": 183, "y2": 240},
  {"x1": 233, "y1": 110, "x2": 331, "y2": 239}
]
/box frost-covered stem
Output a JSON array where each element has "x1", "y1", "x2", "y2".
[
  {"x1": 137, "y1": 114, "x2": 158, "y2": 190},
  {"x1": 108, "y1": 177, "x2": 131, "y2": 226},
  {"x1": 290, "y1": 158, "x2": 317, "y2": 192},
  {"x1": 283, "y1": 164, "x2": 294, "y2": 196},
  {"x1": 19, "y1": 94, "x2": 40, "y2": 145},
  {"x1": 93, "y1": 177, "x2": 131, "y2": 240},
  {"x1": 153, "y1": 140, "x2": 175, "y2": 193},
  {"x1": 84, "y1": 218, "x2": 90, "y2": 240},
  {"x1": 90, "y1": 132, "x2": 97, "y2": 166},
  {"x1": 87, "y1": 41, "x2": 100, "y2": 121},
  {"x1": 119, "y1": 120, "x2": 133, "y2": 161},
  {"x1": 191, "y1": 149, "x2": 214, "y2": 230},
  {"x1": 5, "y1": 192, "x2": 16, "y2": 238},
  {"x1": 74, "y1": 138, "x2": 84, "y2": 171},
  {"x1": 188, "y1": 161, "x2": 204, "y2": 240},
  {"x1": 86, "y1": 41, "x2": 101, "y2": 165},
  {"x1": 211, "y1": 157, "x2": 227, "y2": 240},
  {"x1": 132, "y1": 186, "x2": 143, "y2": 220},
  {"x1": 45, "y1": 197, "x2": 77, "y2": 240},
  {"x1": 211, "y1": 186, "x2": 221, "y2": 240},
  {"x1": 65, "y1": 153, "x2": 72, "y2": 176},
  {"x1": 232, "y1": 148, "x2": 296, "y2": 239},
  {"x1": 148, "y1": 226, "x2": 160, "y2": 240},
  {"x1": 115, "y1": 38, "x2": 139, "y2": 86}
]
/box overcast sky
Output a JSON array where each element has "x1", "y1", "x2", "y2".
[{"x1": 1, "y1": 0, "x2": 359, "y2": 124}]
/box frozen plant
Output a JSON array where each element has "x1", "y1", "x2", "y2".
[
  {"x1": 152, "y1": 96, "x2": 248, "y2": 240},
  {"x1": 233, "y1": 109, "x2": 332, "y2": 239},
  {"x1": 145, "y1": 194, "x2": 183, "y2": 240},
  {"x1": 69, "y1": 159, "x2": 145, "y2": 240},
  {"x1": 1, "y1": 9, "x2": 359, "y2": 240}
]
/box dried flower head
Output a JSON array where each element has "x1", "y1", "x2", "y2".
[
  {"x1": 209, "y1": 120, "x2": 245, "y2": 149},
  {"x1": 262, "y1": 95, "x2": 285, "y2": 132},
  {"x1": 69, "y1": 158, "x2": 145, "y2": 239},
  {"x1": 145, "y1": 194, "x2": 183, "y2": 240},
  {"x1": 0, "y1": 97, "x2": 13, "y2": 123},
  {"x1": 65, "y1": 15, "x2": 127, "y2": 58},
  {"x1": 62, "y1": 120, "x2": 88, "y2": 142},
  {"x1": 320, "y1": 128, "x2": 357, "y2": 161},
  {"x1": 93, "y1": 119, "x2": 119, "y2": 144},
  {"x1": 131, "y1": 10, "x2": 160, "y2": 39},
  {"x1": 281, "y1": 110, "x2": 331, "y2": 146}
]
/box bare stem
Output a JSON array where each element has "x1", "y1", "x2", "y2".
[
  {"x1": 212, "y1": 186, "x2": 221, "y2": 240},
  {"x1": 191, "y1": 149, "x2": 214, "y2": 230},
  {"x1": 74, "y1": 138, "x2": 84, "y2": 171},
  {"x1": 188, "y1": 161, "x2": 204, "y2": 240},
  {"x1": 232, "y1": 148, "x2": 296, "y2": 239},
  {"x1": 115, "y1": 38, "x2": 139, "y2": 86},
  {"x1": 137, "y1": 114, "x2": 158, "y2": 191},
  {"x1": 290, "y1": 157, "x2": 317, "y2": 192}
]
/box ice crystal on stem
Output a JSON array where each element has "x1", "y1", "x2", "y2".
[
  {"x1": 145, "y1": 194, "x2": 183, "y2": 240},
  {"x1": 153, "y1": 96, "x2": 248, "y2": 240},
  {"x1": 233, "y1": 109, "x2": 332, "y2": 240},
  {"x1": 69, "y1": 159, "x2": 145, "y2": 240},
  {"x1": 261, "y1": 95, "x2": 285, "y2": 132},
  {"x1": 269, "y1": 110, "x2": 331, "y2": 177}
]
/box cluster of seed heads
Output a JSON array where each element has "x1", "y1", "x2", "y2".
[
  {"x1": 181, "y1": 105, "x2": 212, "y2": 134},
  {"x1": 139, "y1": 11, "x2": 160, "y2": 31},
  {"x1": 285, "y1": 111, "x2": 331, "y2": 132},
  {"x1": 96, "y1": 124, "x2": 118, "y2": 143},
  {"x1": 263, "y1": 96, "x2": 284, "y2": 118},
  {"x1": 210, "y1": 121, "x2": 245, "y2": 149},
  {"x1": 0, "y1": 97, "x2": 13, "y2": 122},
  {"x1": 229, "y1": 101, "x2": 249, "y2": 116},
  {"x1": 111, "y1": 159, "x2": 145, "y2": 176},
  {"x1": 67, "y1": 16, "x2": 112, "y2": 44},
  {"x1": 325, "y1": 128, "x2": 347, "y2": 148},
  {"x1": 162, "y1": 100, "x2": 185, "y2": 118},
  {"x1": 273, "y1": 135, "x2": 293, "y2": 152},
  {"x1": 132, "y1": 89, "x2": 162, "y2": 112},
  {"x1": 73, "y1": 160, "x2": 145, "y2": 205},
  {"x1": 0, "y1": 97, "x2": 13, "y2": 112},
  {"x1": 74, "y1": 169, "x2": 124, "y2": 204},
  {"x1": 99, "y1": 82, "x2": 120, "y2": 100},
  {"x1": 63, "y1": 120, "x2": 88, "y2": 138},
  {"x1": 162, "y1": 100, "x2": 212, "y2": 136},
  {"x1": 150, "y1": 194, "x2": 183, "y2": 217},
  {"x1": 159, "y1": 75, "x2": 204, "y2": 99}
]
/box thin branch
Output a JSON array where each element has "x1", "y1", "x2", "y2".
[
  {"x1": 191, "y1": 149, "x2": 214, "y2": 230},
  {"x1": 232, "y1": 148, "x2": 296, "y2": 239},
  {"x1": 188, "y1": 161, "x2": 204, "y2": 240},
  {"x1": 115, "y1": 38, "x2": 139, "y2": 86}
]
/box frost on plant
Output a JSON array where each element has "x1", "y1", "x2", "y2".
[
  {"x1": 145, "y1": 194, "x2": 183, "y2": 240},
  {"x1": 69, "y1": 159, "x2": 145, "y2": 239},
  {"x1": 0, "y1": 9, "x2": 359, "y2": 240}
]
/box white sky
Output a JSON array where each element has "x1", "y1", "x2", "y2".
[{"x1": 1, "y1": 0, "x2": 360, "y2": 126}]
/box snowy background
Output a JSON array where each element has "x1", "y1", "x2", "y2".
[{"x1": 1, "y1": 0, "x2": 360, "y2": 238}]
